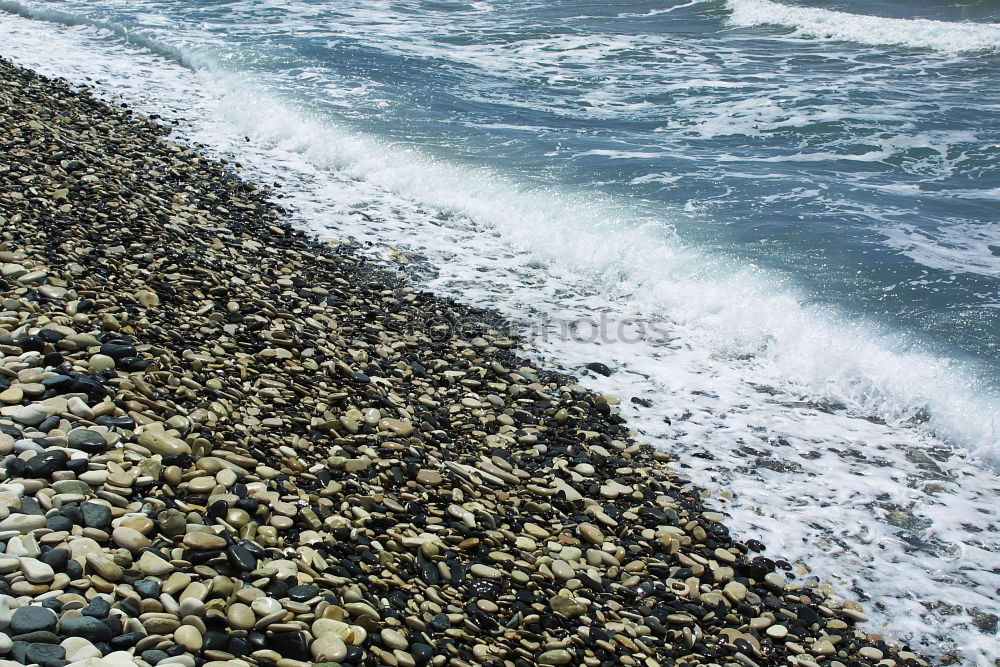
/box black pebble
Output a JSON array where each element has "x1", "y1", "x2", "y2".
[
  {"x1": 93, "y1": 415, "x2": 135, "y2": 430},
  {"x1": 99, "y1": 341, "x2": 136, "y2": 359},
  {"x1": 64, "y1": 560, "x2": 83, "y2": 579},
  {"x1": 203, "y1": 629, "x2": 227, "y2": 651},
  {"x1": 40, "y1": 375, "x2": 73, "y2": 392},
  {"x1": 37, "y1": 415, "x2": 61, "y2": 432},
  {"x1": 110, "y1": 632, "x2": 144, "y2": 650},
  {"x1": 268, "y1": 631, "x2": 308, "y2": 660},
  {"x1": 116, "y1": 356, "x2": 152, "y2": 371},
  {"x1": 227, "y1": 636, "x2": 251, "y2": 657},
  {"x1": 411, "y1": 642, "x2": 433, "y2": 665},
  {"x1": 141, "y1": 650, "x2": 169, "y2": 665},
  {"x1": 134, "y1": 579, "x2": 161, "y2": 599},
  {"x1": 19, "y1": 497, "x2": 44, "y2": 516},
  {"x1": 81, "y1": 598, "x2": 111, "y2": 618},
  {"x1": 80, "y1": 501, "x2": 112, "y2": 529},
  {"x1": 59, "y1": 616, "x2": 112, "y2": 643},
  {"x1": 287, "y1": 584, "x2": 319, "y2": 603},
  {"x1": 585, "y1": 361, "x2": 613, "y2": 376},
  {"x1": 9, "y1": 607, "x2": 56, "y2": 634}
]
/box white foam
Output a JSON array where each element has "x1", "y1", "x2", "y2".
[
  {"x1": 882, "y1": 221, "x2": 1000, "y2": 279},
  {"x1": 726, "y1": 0, "x2": 1000, "y2": 53}
]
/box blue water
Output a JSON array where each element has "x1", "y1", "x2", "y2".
[{"x1": 2, "y1": 0, "x2": 1000, "y2": 662}]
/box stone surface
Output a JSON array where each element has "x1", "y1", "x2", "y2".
[{"x1": 9, "y1": 607, "x2": 56, "y2": 634}]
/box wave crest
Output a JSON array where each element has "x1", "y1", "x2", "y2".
[{"x1": 726, "y1": 0, "x2": 1000, "y2": 53}]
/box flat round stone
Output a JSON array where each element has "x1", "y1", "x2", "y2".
[
  {"x1": 576, "y1": 523, "x2": 604, "y2": 545},
  {"x1": 551, "y1": 559, "x2": 574, "y2": 580},
  {"x1": 175, "y1": 624, "x2": 203, "y2": 652},
  {"x1": 227, "y1": 603, "x2": 255, "y2": 630},
  {"x1": 538, "y1": 649, "x2": 573, "y2": 665},
  {"x1": 10, "y1": 606, "x2": 57, "y2": 633},
  {"x1": 183, "y1": 532, "x2": 226, "y2": 550},
  {"x1": 251, "y1": 597, "x2": 283, "y2": 617},
  {"x1": 415, "y1": 469, "x2": 442, "y2": 485},
  {"x1": 470, "y1": 564, "x2": 501, "y2": 579},
  {"x1": 381, "y1": 628, "x2": 407, "y2": 650},
  {"x1": 311, "y1": 634, "x2": 347, "y2": 662}
]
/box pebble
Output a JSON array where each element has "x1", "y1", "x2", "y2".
[
  {"x1": 20, "y1": 557, "x2": 54, "y2": 584},
  {"x1": 577, "y1": 523, "x2": 604, "y2": 545},
  {"x1": 311, "y1": 634, "x2": 348, "y2": 662},
  {"x1": 766, "y1": 625, "x2": 788, "y2": 639},
  {"x1": 9, "y1": 607, "x2": 57, "y2": 634},
  {"x1": 470, "y1": 564, "x2": 501, "y2": 579},
  {"x1": 538, "y1": 649, "x2": 573, "y2": 665},
  {"x1": 381, "y1": 628, "x2": 407, "y2": 650},
  {"x1": 227, "y1": 603, "x2": 255, "y2": 630},
  {"x1": 174, "y1": 625, "x2": 204, "y2": 652}
]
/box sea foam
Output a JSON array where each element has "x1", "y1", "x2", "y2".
[{"x1": 726, "y1": 0, "x2": 1000, "y2": 53}]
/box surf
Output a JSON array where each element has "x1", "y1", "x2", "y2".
[{"x1": 726, "y1": 0, "x2": 1000, "y2": 52}]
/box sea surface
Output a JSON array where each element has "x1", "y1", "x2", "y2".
[{"x1": 1, "y1": 0, "x2": 998, "y2": 663}]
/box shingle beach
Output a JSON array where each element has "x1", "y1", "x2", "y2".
[{"x1": 0, "y1": 58, "x2": 930, "y2": 667}]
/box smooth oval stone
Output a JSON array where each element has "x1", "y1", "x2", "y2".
[
  {"x1": 0, "y1": 514, "x2": 46, "y2": 534},
  {"x1": 551, "y1": 560, "x2": 574, "y2": 580},
  {"x1": 112, "y1": 526, "x2": 150, "y2": 551},
  {"x1": 538, "y1": 649, "x2": 573, "y2": 665},
  {"x1": 85, "y1": 552, "x2": 123, "y2": 581},
  {"x1": 377, "y1": 418, "x2": 413, "y2": 437},
  {"x1": 88, "y1": 354, "x2": 117, "y2": 372},
  {"x1": 137, "y1": 550, "x2": 174, "y2": 576},
  {"x1": 310, "y1": 634, "x2": 348, "y2": 662},
  {"x1": 11, "y1": 405, "x2": 48, "y2": 426},
  {"x1": 250, "y1": 597, "x2": 282, "y2": 617},
  {"x1": 182, "y1": 532, "x2": 226, "y2": 550},
  {"x1": 61, "y1": 637, "x2": 101, "y2": 662},
  {"x1": 59, "y1": 615, "x2": 112, "y2": 643},
  {"x1": 186, "y1": 477, "x2": 217, "y2": 494},
  {"x1": 137, "y1": 428, "x2": 191, "y2": 456},
  {"x1": 380, "y1": 628, "x2": 408, "y2": 650},
  {"x1": 469, "y1": 564, "x2": 501, "y2": 579},
  {"x1": 227, "y1": 603, "x2": 255, "y2": 630},
  {"x1": 766, "y1": 624, "x2": 788, "y2": 639},
  {"x1": 576, "y1": 523, "x2": 604, "y2": 545},
  {"x1": 174, "y1": 625, "x2": 203, "y2": 652},
  {"x1": 343, "y1": 602, "x2": 380, "y2": 621},
  {"x1": 20, "y1": 557, "x2": 54, "y2": 583},
  {"x1": 10, "y1": 606, "x2": 57, "y2": 634}
]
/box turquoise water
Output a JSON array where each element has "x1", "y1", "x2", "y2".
[{"x1": 2, "y1": 0, "x2": 1000, "y2": 661}]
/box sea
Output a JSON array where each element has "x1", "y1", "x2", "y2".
[{"x1": 0, "y1": 0, "x2": 998, "y2": 663}]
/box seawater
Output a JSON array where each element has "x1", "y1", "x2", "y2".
[{"x1": 1, "y1": 0, "x2": 998, "y2": 663}]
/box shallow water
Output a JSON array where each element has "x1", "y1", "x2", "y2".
[{"x1": 1, "y1": 0, "x2": 999, "y2": 663}]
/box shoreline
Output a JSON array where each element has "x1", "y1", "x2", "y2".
[{"x1": 0, "y1": 55, "x2": 928, "y2": 667}]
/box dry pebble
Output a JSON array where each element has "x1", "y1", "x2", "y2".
[{"x1": 0, "y1": 55, "x2": 930, "y2": 667}]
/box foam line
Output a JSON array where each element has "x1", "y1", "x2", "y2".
[{"x1": 726, "y1": 0, "x2": 1000, "y2": 53}]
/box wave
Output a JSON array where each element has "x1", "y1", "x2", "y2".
[
  {"x1": 133, "y1": 62, "x2": 1000, "y2": 465},
  {"x1": 0, "y1": 0, "x2": 215, "y2": 70},
  {"x1": 726, "y1": 0, "x2": 1000, "y2": 53}
]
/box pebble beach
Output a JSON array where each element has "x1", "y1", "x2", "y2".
[{"x1": 0, "y1": 56, "x2": 933, "y2": 667}]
